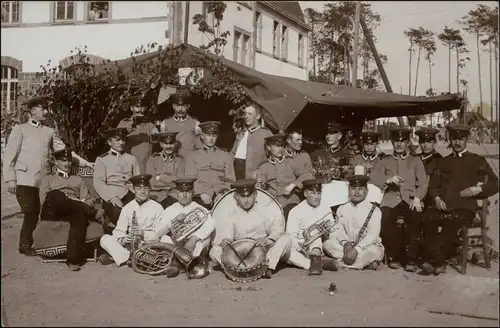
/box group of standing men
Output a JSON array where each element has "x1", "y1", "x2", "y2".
[{"x1": 3, "y1": 88, "x2": 498, "y2": 276}]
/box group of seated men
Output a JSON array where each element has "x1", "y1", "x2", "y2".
[{"x1": 4, "y1": 91, "x2": 498, "y2": 276}]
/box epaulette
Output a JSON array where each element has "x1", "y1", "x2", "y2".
[
  {"x1": 98, "y1": 151, "x2": 109, "y2": 158},
  {"x1": 330, "y1": 203, "x2": 346, "y2": 214}
]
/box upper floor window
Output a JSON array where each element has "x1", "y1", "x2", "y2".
[
  {"x1": 88, "y1": 1, "x2": 110, "y2": 21},
  {"x1": 281, "y1": 25, "x2": 288, "y2": 61},
  {"x1": 54, "y1": 1, "x2": 75, "y2": 22},
  {"x1": 1, "y1": 66, "x2": 19, "y2": 114},
  {"x1": 298, "y1": 34, "x2": 304, "y2": 67},
  {"x1": 272, "y1": 21, "x2": 280, "y2": 58},
  {"x1": 233, "y1": 31, "x2": 241, "y2": 63},
  {"x1": 254, "y1": 11, "x2": 262, "y2": 51},
  {"x1": 1, "y1": 1, "x2": 20, "y2": 24},
  {"x1": 233, "y1": 30, "x2": 251, "y2": 67}
]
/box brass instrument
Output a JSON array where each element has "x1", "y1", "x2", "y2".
[
  {"x1": 170, "y1": 207, "x2": 209, "y2": 243},
  {"x1": 297, "y1": 212, "x2": 336, "y2": 256}
]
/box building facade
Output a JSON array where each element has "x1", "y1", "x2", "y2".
[{"x1": 1, "y1": 1, "x2": 170, "y2": 112}]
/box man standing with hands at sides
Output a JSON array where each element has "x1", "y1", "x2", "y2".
[
  {"x1": 185, "y1": 121, "x2": 235, "y2": 209},
  {"x1": 371, "y1": 127, "x2": 428, "y2": 272},
  {"x1": 210, "y1": 179, "x2": 292, "y2": 279},
  {"x1": 93, "y1": 128, "x2": 141, "y2": 229},
  {"x1": 3, "y1": 94, "x2": 92, "y2": 256},
  {"x1": 146, "y1": 132, "x2": 185, "y2": 208},
  {"x1": 117, "y1": 90, "x2": 156, "y2": 173},
  {"x1": 231, "y1": 101, "x2": 272, "y2": 180},
  {"x1": 420, "y1": 124, "x2": 499, "y2": 275},
  {"x1": 99, "y1": 174, "x2": 164, "y2": 267}
]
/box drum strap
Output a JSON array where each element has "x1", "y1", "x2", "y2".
[{"x1": 353, "y1": 203, "x2": 377, "y2": 247}]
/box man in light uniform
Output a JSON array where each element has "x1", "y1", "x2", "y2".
[
  {"x1": 146, "y1": 132, "x2": 185, "y2": 208},
  {"x1": 210, "y1": 179, "x2": 292, "y2": 278},
  {"x1": 350, "y1": 131, "x2": 385, "y2": 178},
  {"x1": 155, "y1": 178, "x2": 215, "y2": 277},
  {"x1": 99, "y1": 174, "x2": 164, "y2": 267},
  {"x1": 286, "y1": 179, "x2": 338, "y2": 275},
  {"x1": 231, "y1": 101, "x2": 272, "y2": 180},
  {"x1": 93, "y1": 128, "x2": 141, "y2": 227},
  {"x1": 3, "y1": 94, "x2": 91, "y2": 256},
  {"x1": 185, "y1": 121, "x2": 235, "y2": 209},
  {"x1": 324, "y1": 174, "x2": 384, "y2": 270}
]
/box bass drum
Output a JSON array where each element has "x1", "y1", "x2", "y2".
[{"x1": 321, "y1": 180, "x2": 383, "y2": 206}]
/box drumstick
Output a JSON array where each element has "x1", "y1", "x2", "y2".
[
  {"x1": 236, "y1": 242, "x2": 258, "y2": 269},
  {"x1": 226, "y1": 243, "x2": 247, "y2": 268}
]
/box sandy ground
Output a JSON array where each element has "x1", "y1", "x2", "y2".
[{"x1": 1, "y1": 142, "x2": 499, "y2": 327}]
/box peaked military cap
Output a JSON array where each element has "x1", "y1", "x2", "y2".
[
  {"x1": 231, "y1": 179, "x2": 257, "y2": 196},
  {"x1": 264, "y1": 134, "x2": 286, "y2": 146},
  {"x1": 129, "y1": 174, "x2": 152, "y2": 187},
  {"x1": 360, "y1": 131, "x2": 381, "y2": 143},
  {"x1": 346, "y1": 174, "x2": 369, "y2": 187},
  {"x1": 104, "y1": 127, "x2": 128, "y2": 139},
  {"x1": 446, "y1": 124, "x2": 471, "y2": 138},
  {"x1": 22, "y1": 94, "x2": 49, "y2": 108},
  {"x1": 199, "y1": 121, "x2": 221, "y2": 134},
  {"x1": 157, "y1": 131, "x2": 179, "y2": 143},
  {"x1": 389, "y1": 127, "x2": 412, "y2": 141},
  {"x1": 173, "y1": 178, "x2": 197, "y2": 191},
  {"x1": 53, "y1": 148, "x2": 72, "y2": 161},
  {"x1": 415, "y1": 127, "x2": 439, "y2": 142},
  {"x1": 302, "y1": 179, "x2": 323, "y2": 191},
  {"x1": 327, "y1": 122, "x2": 343, "y2": 133},
  {"x1": 170, "y1": 88, "x2": 191, "y2": 105}
]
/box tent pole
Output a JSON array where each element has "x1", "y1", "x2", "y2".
[
  {"x1": 360, "y1": 13, "x2": 405, "y2": 126},
  {"x1": 183, "y1": 1, "x2": 190, "y2": 44},
  {"x1": 351, "y1": 1, "x2": 361, "y2": 88}
]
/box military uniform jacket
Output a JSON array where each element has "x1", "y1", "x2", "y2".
[
  {"x1": 231, "y1": 126, "x2": 273, "y2": 179},
  {"x1": 286, "y1": 201, "x2": 334, "y2": 244},
  {"x1": 3, "y1": 121, "x2": 67, "y2": 187},
  {"x1": 93, "y1": 149, "x2": 141, "y2": 202},
  {"x1": 310, "y1": 146, "x2": 349, "y2": 166},
  {"x1": 160, "y1": 116, "x2": 201, "y2": 158},
  {"x1": 285, "y1": 149, "x2": 314, "y2": 177},
  {"x1": 117, "y1": 117, "x2": 155, "y2": 173},
  {"x1": 145, "y1": 152, "x2": 185, "y2": 202},
  {"x1": 429, "y1": 151, "x2": 499, "y2": 213},
  {"x1": 371, "y1": 153, "x2": 428, "y2": 208},
  {"x1": 350, "y1": 153, "x2": 385, "y2": 178},
  {"x1": 113, "y1": 199, "x2": 164, "y2": 242},
  {"x1": 420, "y1": 152, "x2": 443, "y2": 207},
  {"x1": 184, "y1": 146, "x2": 235, "y2": 198},
  {"x1": 39, "y1": 169, "x2": 91, "y2": 205}
]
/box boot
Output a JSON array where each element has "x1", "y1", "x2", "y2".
[
  {"x1": 308, "y1": 255, "x2": 323, "y2": 275},
  {"x1": 66, "y1": 263, "x2": 81, "y2": 271},
  {"x1": 418, "y1": 262, "x2": 435, "y2": 276},
  {"x1": 433, "y1": 265, "x2": 447, "y2": 276},
  {"x1": 165, "y1": 257, "x2": 181, "y2": 278},
  {"x1": 98, "y1": 253, "x2": 114, "y2": 265},
  {"x1": 405, "y1": 262, "x2": 418, "y2": 272},
  {"x1": 322, "y1": 257, "x2": 339, "y2": 271}
]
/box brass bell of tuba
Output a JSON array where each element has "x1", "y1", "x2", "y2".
[{"x1": 172, "y1": 246, "x2": 211, "y2": 280}]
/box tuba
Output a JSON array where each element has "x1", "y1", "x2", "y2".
[
  {"x1": 298, "y1": 212, "x2": 336, "y2": 257},
  {"x1": 170, "y1": 207, "x2": 210, "y2": 243}
]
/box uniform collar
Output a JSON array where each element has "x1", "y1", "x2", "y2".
[
  {"x1": 203, "y1": 145, "x2": 217, "y2": 152},
  {"x1": 174, "y1": 115, "x2": 188, "y2": 123},
  {"x1": 160, "y1": 152, "x2": 175, "y2": 162},
  {"x1": 248, "y1": 125, "x2": 260, "y2": 133},
  {"x1": 421, "y1": 152, "x2": 435, "y2": 161},
  {"x1": 284, "y1": 148, "x2": 297, "y2": 158},
  {"x1": 109, "y1": 148, "x2": 122, "y2": 157},
  {"x1": 329, "y1": 146, "x2": 341, "y2": 154},
  {"x1": 268, "y1": 156, "x2": 285, "y2": 165},
  {"x1": 453, "y1": 149, "x2": 468, "y2": 158},
  {"x1": 392, "y1": 152, "x2": 408, "y2": 160},
  {"x1": 30, "y1": 119, "x2": 42, "y2": 128},
  {"x1": 56, "y1": 168, "x2": 70, "y2": 178},
  {"x1": 362, "y1": 153, "x2": 377, "y2": 161}
]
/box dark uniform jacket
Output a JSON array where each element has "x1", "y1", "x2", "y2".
[
  {"x1": 145, "y1": 152, "x2": 185, "y2": 202},
  {"x1": 310, "y1": 146, "x2": 349, "y2": 166},
  {"x1": 428, "y1": 151, "x2": 499, "y2": 213},
  {"x1": 117, "y1": 116, "x2": 155, "y2": 173},
  {"x1": 39, "y1": 169, "x2": 91, "y2": 205},
  {"x1": 420, "y1": 152, "x2": 443, "y2": 207}
]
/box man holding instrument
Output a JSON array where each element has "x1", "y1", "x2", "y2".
[
  {"x1": 210, "y1": 179, "x2": 292, "y2": 279},
  {"x1": 324, "y1": 172, "x2": 384, "y2": 270}
]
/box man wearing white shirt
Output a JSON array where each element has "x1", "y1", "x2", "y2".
[
  {"x1": 99, "y1": 174, "x2": 164, "y2": 267},
  {"x1": 231, "y1": 101, "x2": 273, "y2": 180}
]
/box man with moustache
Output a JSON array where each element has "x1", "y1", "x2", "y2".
[
  {"x1": 231, "y1": 101, "x2": 273, "y2": 180},
  {"x1": 350, "y1": 131, "x2": 385, "y2": 178}
]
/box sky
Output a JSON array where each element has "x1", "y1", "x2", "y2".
[{"x1": 299, "y1": 1, "x2": 498, "y2": 120}]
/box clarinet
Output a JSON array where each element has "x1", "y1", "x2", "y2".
[{"x1": 131, "y1": 211, "x2": 142, "y2": 252}]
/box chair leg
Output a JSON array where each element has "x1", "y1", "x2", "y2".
[{"x1": 460, "y1": 224, "x2": 468, "y2": 275}]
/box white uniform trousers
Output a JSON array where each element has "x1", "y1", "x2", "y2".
[
  {"x1": 159, "y1": 235, "x2": 211, "y2": 257},
  {"x1": 285, "y1": 237, "x2": 323, "y2": 270},
  {"x1": 210, "y1": 235, "x2": 292, "y2": 270},
  {"x1": 100, "y1": 234, "x2": 157, "y2": 267},
  {"x1": 323, "y1": 238, "x2": 384, "y2": 270}
]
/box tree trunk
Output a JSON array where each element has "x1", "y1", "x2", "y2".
[
  {"x1": 414, "y1": 46, "x2": 422, "y2": 96},
  {"x1": 489, "y1": 41, "x2": 493, "y2": 122},
  {"x1": 327, "y1": 31, "x2": 335, "y2": 82},
  {"x1": 495, "y1": 43, "x2": 499, "y2": 124},
  {"x1": 408, "y1": 40, "x2": 413, "y2": 95},
  {"x1": 456, "y1": 47, "x2": 460, "y2": 94},
  {"x1": 476, "y1": 34, "x2": 483, "y2": 114},
  {"x1": 428, "y1": 58, "x2": 433, "y2": 125},
  {"x1": 448, "y1": 46, "x2": 451, "y2": 93}
]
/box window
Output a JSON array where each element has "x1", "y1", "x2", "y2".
[
  {"x1": 1, "y1": 1, "x2": 20, "y2": 24},
  {"x1": 233, "y1": 31, "x2": 241, "y2": 63},
  {"x1": 281, "y1": 25, "x2": 288, "y2": 61},
  {"x1": 54, "y1": 1, "x2": 74, "y2": 22},
  {"x1": 88, "y1": 1, "x2": 109, "y2": 21},
  {"x1": 298, "y1": 34, "x2": 304, "y2": 67},
  {"x1": 242, "y1": 34, "x2": 251, "y2": 66},
  {"x1": 1, "y1": 66, "x2": 18, "y2": 113},
  {"x1": 272, "y1": 21, "x2": 280, "y2": 58},
  {"x1": 233, "y1": 30, "x2": 251, "y2": 67},
  {"x1": 254, "y1": 11, "x2": 262, "y2": 51},
  {"x1": 202, "y1": 2, "x2": 215, "y2": 32}
]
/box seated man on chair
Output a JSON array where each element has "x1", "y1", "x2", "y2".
[
  {"x1": 323, "y1": 171, "x2": 384, "y2": 270},
  {"x1": 286, "y1": 179, "x2": 338, "y2": 275},
  {"x1": 210, "y1": 179, "x2": 292, "y2": 279},
  {"x1": 99, "y1": 174, "x2": 164, "y2": 267},
  {"x1": 39, "y1": 148, "x2": 96, "y2": 271},
  {"x1": 146, "y1": 132, "x2": 185, "y2": 209},
  {"x1": 154, "y1": 178, "x2": 215, "y2": 278},
  {"x1": 420, "y1": 124, "x2": 499, "y2": 276}
]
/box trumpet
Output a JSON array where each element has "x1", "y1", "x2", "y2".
[{"x1": 297, "y1": 212, "x2": 336, "y2": 257}]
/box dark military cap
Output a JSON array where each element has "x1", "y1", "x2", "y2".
[
  {"x1": 264, "y1": 134, "x2": 286, "y2": 146},
  {"x1": 129, "y1": 174, "x2": 152, "y2": 187},
  {"x1": 446, "y1": 124, "x2": 471, "y2": 139},
  {"x1": 327, "y1": 122, "x2": 343, "y2": 134},
  {"x1": 415, "y1": 127, "x2": 439, "y2": 142},
  {"x1": 360, "y1": 131, "x2": 381, "y2": 144},
  {"x1": 389, "y1": 127, "x2": 412, "y2": 141},
  {"x1": 170, "y1": 88, "x2": 191, "y2": 105},
  {"x1": 104, "y1": 127, "x2": 128, "y2": 139},
  {"x1": 346, "y1": 175, "x2": 369, "y2": 187},
  {"x1": 302, "y1": 179, "x2": 323, "y2": 192},
  {"x1": 22, "y1": 94, "x2": 49, "y2": 108},
  {"x1": 157, "y1": 132, "x2": 179, "y2": 143},
  {"x1": 199, "y1": 121, "x2": 221, "y2": 134},
  {"x1": 173, "y1": 178, "x2": 197, "y2": 191},
  {"x1": 231, "y1": 179, "x2": 258, "y2": 196},
  {"x1": 53, "y1": 148, "x2": 72, "y2": 161}
]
